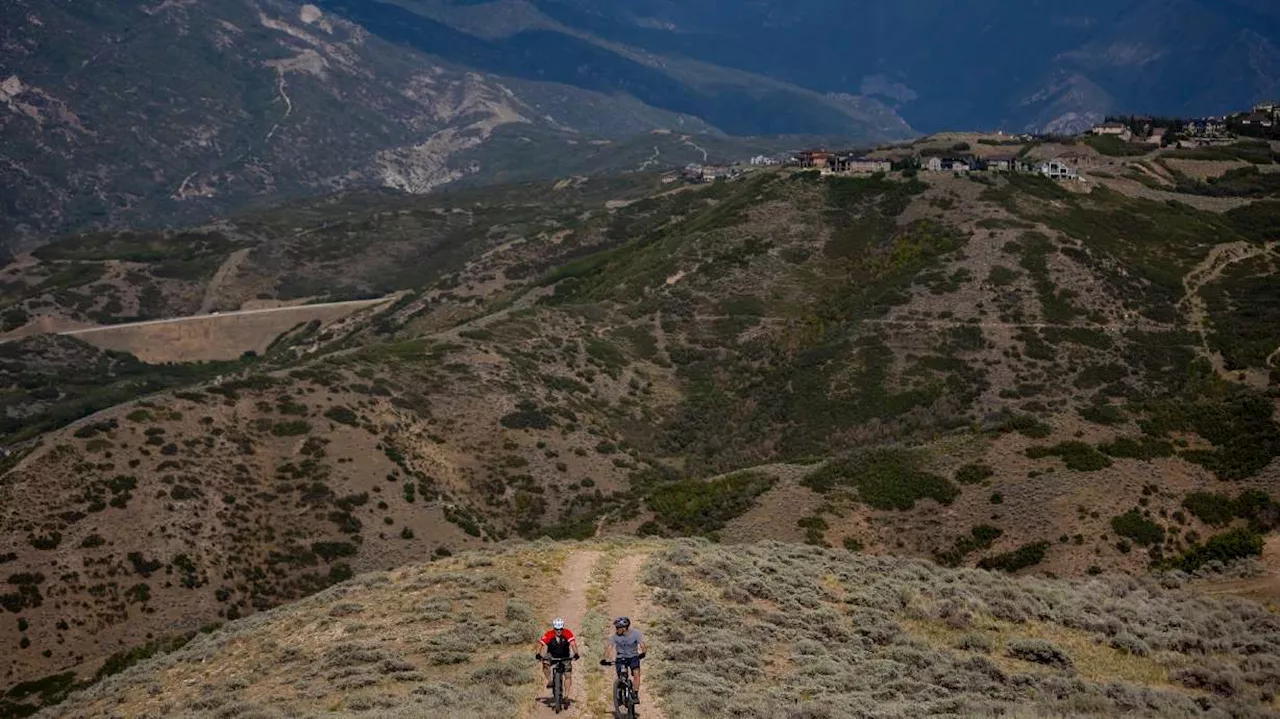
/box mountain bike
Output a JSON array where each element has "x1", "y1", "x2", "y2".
[
  {"x1": 600, "y1": 659, "x2": 639, "y2": 719},
  {"x1": 541, "y1": 656, "x2": 575, "y2": 713}
]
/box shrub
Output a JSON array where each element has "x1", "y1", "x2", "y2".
[
  {"x1": 1110, "y1": 510, "x2": 1165, "y2": 546},
  {"x1": 323, "y1": 406, "x2": 360, "y2": 426},
  {"x1": 1173, "y1": 527, "x2": 1264, "y2": 572},
  {"x1": 955, "y1": 633, "x2": 994, "y2": 653},
  {"x1": 1182, "y1": 492, "x2": 1238, "y2": 527},
  {"x1": 499, "y1": 405, "x2": 554, "y2": 430},
  {"x1": 1006, "y1": 638, "x2": 1073, "y2": 670},
  {"x1": 804, "y1": 451, "x2": 959, "y2": 510},
  {"x1": 1099, "y1": 436, "x2": 1174, "y2": 460},
  {"x1": 647, "y1": 472, "x2": 776, "y2": 535},
  {"x1": 1025, "y1": 442, "x2": 1112, "y2": 472},
  {"x1": 270, "y1": 421, "x2": 311, "y2": 437},
  {"x1": 977, "y1": 541, "x2": 1049, "y2": 572},
  {"x1": 955, "y1": 463, "x2": 994, "y2": 485},
  {"x1": 998, "y1": 414, "x2": 1052, "y2": 439},
  {"x1": 311, "y1": 541, "x2": 357, "y2": 562}
]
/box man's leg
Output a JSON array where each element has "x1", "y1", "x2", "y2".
[
  {"x1": 564, "y1": 669, "x2": 573, "y2": 700},
  {"x1": 543, "y1": 662, "x2": 552, "y2": 688},
  {"x1": 632, "y1": 665, "x2": 642, "y2": 701}
]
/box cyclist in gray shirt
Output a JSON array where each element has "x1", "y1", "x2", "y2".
[{"x1": 602, "y1": 616, "x2": 648, "y2": 702}]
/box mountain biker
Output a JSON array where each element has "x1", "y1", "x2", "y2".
[
  {"x1": 536, "y1": 617, "x2": 579, "y2": 703},
  {"x1": 601, "y1": 616, "x2": 647, "y2": 702}
]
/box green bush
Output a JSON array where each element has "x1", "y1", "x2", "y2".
[
  {"x1": 270, "y1": 421, "x2": 311, "y2": 437},
  {"x1": 1173, "y1": 527, "x2": 1264, "y2": 572},
  {"x1": 1181, "y1": 492, "x2": 1238, "y2": 527},
  {"x1": 998, "y1": 414, "x2": 1052, "y2": 439},
  {"x1": 955, "y1": 463, "x2": 994, "y2": 485},
  {"x1": 977, "y1": 541, "x2": 1049, "y2": 572},
  {"x1": 804, "y1": 451, "x2": 959, "y2": 510},
  {"x1": 1110, "y1": 510, "x2": 1165, "y2": 546},
  {"x1": 1099, "y1": 436, "x2": 1174, "y2": 460},
  {"x1": 1025, "y1": 442, "x2": 1112, "y2": 471},
  {"x1": 647, "y1": 471, "x2": 776, "y2": 535},
  {"x1": 323, "y1": 406, "x2": 360, "y2": 426}
]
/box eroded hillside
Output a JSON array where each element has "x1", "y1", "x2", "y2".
[{"x1": 3, "y1": 144, "x2": 1280, "y2": 704}]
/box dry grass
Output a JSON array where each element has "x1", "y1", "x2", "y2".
[{"x1": 642, "y1": 540, "x2": 1280, "y2": 718}]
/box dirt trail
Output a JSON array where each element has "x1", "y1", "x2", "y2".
[
  {"x1": 605, "y1": 554, "x2": 670, "y2": 719},
  {"x1": 200, "y1": 248, "x2": 252, "y2": 314},
  {"x1": 531, "y1": 550, "x2": 601, "y2": 718}
]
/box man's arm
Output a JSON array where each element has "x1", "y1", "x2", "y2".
[
  {"x1": 570, "y1": 638, "x2": 580, "y2": 657},
  {"x1": 537, "y1": 639, "x2": 548, "y2": 658}
]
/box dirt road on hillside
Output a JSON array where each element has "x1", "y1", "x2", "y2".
[
  {"x1": 606, "y1": 554, "x2": 670, "y2": 719},
  {"x1": 532, "y1": 551, "x2": 600, "y2": 718},
  {"x1": 531, "y1": 550, "x2": 669, "y2": 719}
]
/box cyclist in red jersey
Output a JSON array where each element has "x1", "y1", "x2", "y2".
[{"x1": 536, "y1": 617, "x2": 580, "y2": 703}]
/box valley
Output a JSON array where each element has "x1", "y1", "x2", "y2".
[{"x1": 1, "y1": 133, "x2": 1279, "y2": 716}]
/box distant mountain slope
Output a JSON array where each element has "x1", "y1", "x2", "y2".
[
  {"x1": 498, "y1": 0, "x2": 1280, "y2": 133},
  {"x1": 0, "y1": 0, "x2": 911, "y2": 248}
]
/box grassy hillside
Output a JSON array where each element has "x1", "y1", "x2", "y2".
[
  {"x1": 16, "y1": 540, "x2": 1280, "y2": 718},
  {"x1": 3, "y1": 144, "x2": 1280, "y2": 705}
]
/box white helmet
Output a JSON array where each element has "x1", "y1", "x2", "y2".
[{"x1": 552, "y1": 618, "x2": 565, "y2": 630}]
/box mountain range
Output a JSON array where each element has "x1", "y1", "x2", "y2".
[{"x1": 3, "y1": 0, "x2": 1279, "y2": 247}]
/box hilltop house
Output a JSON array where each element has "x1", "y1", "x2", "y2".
[
  {"x1": 922, "y1": 156, "x2": 974, "y2": 173},
  {"x1": 1241, "y1": 112, "x2": 1275, "y2": 128},
  {"x1": 1039, "y1": 158, "x2": 1078, "y2": 181},
  {"x1": 683, "y1": 164, "x2": 739, "y2": 183},
  {"x1": 1147, "y1": 128, "x2": 1168, "y2": 146},
  {"x1": 830, "y1": 154, "x2": 892, "y2": 174},
  {"x1": 793, "y1": 150, "x2": 832, "y2": 169},
  {"x1": 1091, "y1": 122, "x2": 1133, "y2": 142}
]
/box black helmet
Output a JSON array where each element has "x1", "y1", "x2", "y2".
[{"x1": 614, "y1": 616, "x2": 631, "y2": 629}]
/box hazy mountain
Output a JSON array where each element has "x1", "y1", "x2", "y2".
[{"x1": 0, "y1": 0, "x2": 910, "y2": 248}]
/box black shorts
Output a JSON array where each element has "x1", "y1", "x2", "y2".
[{"x1": 615, "y1": 656, "x2": 641, "y2": 674}]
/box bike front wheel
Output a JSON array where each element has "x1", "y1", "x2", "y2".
[{"x1": 553, "y1": 671, "x2": 564, "y2": 713}]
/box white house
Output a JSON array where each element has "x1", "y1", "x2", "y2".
[
  {"x1": 1039, "y1": 158, "x2": 1078, "y2": 181},
  {"x1": 1091, "y1": 122, "x2": 1133, "y2": 142}
]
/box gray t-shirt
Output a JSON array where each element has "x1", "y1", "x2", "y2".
[{"x1": 609, "y1": 629, "x2": 644, "y2": 658}]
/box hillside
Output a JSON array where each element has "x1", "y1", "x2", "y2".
[
  {"x1": 17, "y1": 540, "x2": 1280, "y2": 718},
  {"x1": 354, "y1": 0, "x2": 1280, "y2": 134},
  {"x1": 2, "y1": 137, "x2": 1280, "y2": 707},
  {"x1": 0, "y1": 0, "x2": 909, "y2": 247}
]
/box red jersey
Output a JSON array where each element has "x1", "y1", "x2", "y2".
[
  {"x1": 541, "y1": 628, "x2": 575, "y2": 644},
  {"x1": 540, "y1": 628, "x2": 575, "y2": 658}
]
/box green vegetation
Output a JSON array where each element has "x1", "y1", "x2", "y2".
[
  {"x1": 977, "y1": 541, "x2": 1050, "y2": 572},
  {"x1": 0, "y1": 337, "x2": 253, "y2": 445},
  {"x1": 270, "y1": 421, "x2": 311, "y2": 437},
  {"x1": 1201, "y1": 254, "x2": 1280, "y2": 370},
  {"x1": 1098, "y1": 436, "x2": 1174, "y2": 460},
  {"x1": 1182, "y1": 489, "x2": 1280, "y2": 530},
  {"x1": 322, "y1": 406, "x2": 360, "y2": 426},
  {"x1": 803, "y1": 451, "x2": 959, "y2": 510},
  {"x1": 1170, "y1": 527, "x2": 1265, "y2": 572},
  {"x1": 1139, "y1": 393, "x2": 1280, "y2": 480},
  {"x1": 1110, "y1": 510, "x2": 1165, "y2": 546},
  {"x1": 1084, "y1": 135, "x2": 1154, "y2": 157},
  {"x1": 646, "y1": 471, "x2": 776, "y2": 536},
  {"x1": 954, "y1": 463, "x2": 994, "y2": 485},
  {"x1": 998, "y1": 414, "x2": 1052, "y2": 439},
  {"x1": 1025, "y1": 442, "x2": 1112, "y2": 472},
  {"x1": 935, "y1": 524, "x2": 1003, "y2": 567}
]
